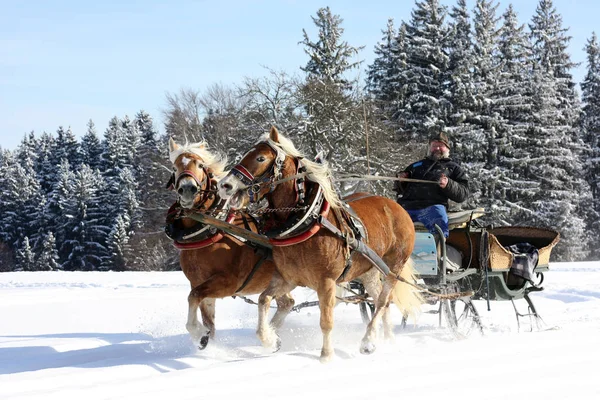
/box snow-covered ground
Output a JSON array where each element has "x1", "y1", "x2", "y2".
[{"x1": 1, "y1": 262, "x2": 599, "y2": 400}]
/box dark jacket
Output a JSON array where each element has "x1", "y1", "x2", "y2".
[{"x1": 394, "y1": 156, "x2": 469, "y2": 210}]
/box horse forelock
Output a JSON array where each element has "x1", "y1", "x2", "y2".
[
  {"x1": 257, "y1": 132, "x2": 342, "y2": 209},
  {"x1": 169, "y1": 141, "x2": 228, "y2": 177}
]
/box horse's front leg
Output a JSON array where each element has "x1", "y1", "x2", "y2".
[
  {"x1": 257, "y1": 273, "x2": 295, "y2": 351},
  {"x1": 360, "y1": 276, "x2": 395, "y2": 354},
  {"x1": 186, "y1": 276, "x2": 227, "y2": 349},
  {"x1": 186, "y1": 289, "x2": 206, "y2": 347},
  {"x1": 317, "y1": 278, "x2": 337, "y2": 363}
]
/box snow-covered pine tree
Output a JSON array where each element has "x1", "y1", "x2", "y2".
[
  {"x1": 15, "y1": 236, "x2": 36, "y2": 271},
  {"x1": 121, "y1": 115, "x2": 141, "y2": 174},
  {"x1": 398, "y1": 0, "x2": 450, "y2": 139},
  {"x1": 53, "y1": 126, "x2": 81, "y2": 168},
  {"x1": 0, "y1": 142, "x2": 43, "y2": 250},
  {"x1": 581, "y1": 32, "x2": 600, "y2": 259},
  {"x1": 0, "y1": 150, "x2": 19, "y2": 247},
  {"x1": 445, "y1": 0, "x2": 476, "y2": 128},
  {"x1": 104, "y1": 214, "x2": 131, "y2": 271},
  {"x1": 61, "y1": 164, "x2": 109, "y2": 271},
  {"x1": 37, "y1": 231, "x2": 60, "y2": 271},
  {"x1": 490, "y1": 4, "x2": 536, "y2": 225},
  {"x1": 116, "y1": 167, "x2": 142, "y2": 233},
  {"x1": 133, "y1": 110, "x2": 169, "y2": 232},
  {"x1": 37, "y1": 132, "x2": 57, "y2": 195},
  {"x1": 297, "y1": 6, "x2": 366, "y2": 174},
  {"x1": 525, "y1": 0, "x2": 589, "y2": 260},
  {"x1": 80, "y1": 120, "x2": 103, "y2": 170},
  {"x1": 44, "y1": 158, "x2": 73, "y2": 264},
  {"x1": 463, "y1": 0, "x2": 504, "y2": 220},
  {"x1": 365, "y1": 19, "x2": 409, "y2": 122}
]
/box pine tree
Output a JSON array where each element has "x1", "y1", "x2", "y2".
[
  {"x1": 61, "y1": 164, "x2": 109, "y2": 270},
  {"x1": 297, "y1": 6, "x2": 366, "y2": 174},
  {"x1": 37, "y1": 232, "x2": 60, "y2": 271},
  {"x1": 581, "y1": 32, "x2": 600, "y2": 259},
  {"x1": 398, "y1": 0, "x2": 450, "y2": 139},
  {"x1": 493, "y1": 5, "x2": 536, "y2": 224},
  {"x1": 524, "y1": 0, "x2": 589, "y2": 260},
  {"x1": 15, "y1": 237, "x2": 36, "y2": 271},
  {"x1": 105, "y1": 214, "x2": 130, "y2": 271},
  {"x1": 445, "y1": 0, "x2": 476, "y2": 128},
  {"x1": 365, "y1": 19, "x2": 409, "y2": 120},
  {"x1": 53, "y1": 126, "x2": 80, "y2": 168},
  {"x1": 37, "y1": 132, "x2": 57, "y2": 195},
  {"x1": 80, "y1": 120, "x2": 103, "y2": 170},
  {"x1": 45, "y1": 158, "x2": 73, "y2": 263}
]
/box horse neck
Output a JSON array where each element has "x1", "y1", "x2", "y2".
[{"x1": 267, "y1": 158, "x2": 298, "y2": 220}]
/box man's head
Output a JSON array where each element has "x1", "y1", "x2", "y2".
[{"x1": 428, "y1": 132, "x2": 450, "y2": 160}]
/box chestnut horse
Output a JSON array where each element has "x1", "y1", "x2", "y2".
[
  {"x1": 218, "y1": 127, "x2": 421, "y2": 362},
  {"x1": 168, "y1": 138, "x2": 294, "y2": 349}
]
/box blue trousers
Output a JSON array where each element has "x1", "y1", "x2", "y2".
[{"x1": 406, "y1": 205, "x2": 449, "y2": 238}]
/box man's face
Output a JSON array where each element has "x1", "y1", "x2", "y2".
[{"x1": 429, "y1": 140, "x2": 449, "y2": 159}]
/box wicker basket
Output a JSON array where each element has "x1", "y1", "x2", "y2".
[{"x1": 487, "y1": 226, "x2": 560, "y2": 271}]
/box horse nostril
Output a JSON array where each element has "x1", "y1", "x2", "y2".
[
  {"x1": 222, "y1": 183, "x2": 233, "y2": 191},
  {"x1": 177, "y1": 187, "x2": 184, "y2": 195}
]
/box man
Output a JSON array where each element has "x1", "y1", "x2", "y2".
[{"x1": 394, "y1": 132, "x2": 469, "y2": 238}]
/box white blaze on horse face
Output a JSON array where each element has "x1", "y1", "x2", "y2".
[{"x1": 218, "y1": 174, "x2": 246, "y2": 209}]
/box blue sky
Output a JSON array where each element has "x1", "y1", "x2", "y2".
[{"x1": 0, "y1": 0, "x2": 596, "y2": 150}]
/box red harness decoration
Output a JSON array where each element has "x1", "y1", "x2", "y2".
[
  {"x1": 268, "y1": 200, "x2": 330, "y2": 247},
  {"x1": 173, "y1": 213, "x2": 236, "y2": 250}
]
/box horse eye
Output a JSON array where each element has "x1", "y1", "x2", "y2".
[{"x1": 257, "y1": 156, "x2": 266, "y2": 162}]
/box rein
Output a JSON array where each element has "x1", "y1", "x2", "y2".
[{"x1": 234, "y1": 172, "x2": 438, "y2": 194}]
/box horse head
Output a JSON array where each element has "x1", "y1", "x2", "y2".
[
  {"x1": 218, "y1": 127, "x2": 341, "y2": 211},
  {"x1": 168, "y1": 138, "x2": 226, "y2": 210}
]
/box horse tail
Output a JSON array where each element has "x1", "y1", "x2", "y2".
[{"x1": 391, "y1": 257, "x2": 422, "y2": 320}]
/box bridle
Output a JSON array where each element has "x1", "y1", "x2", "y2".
[
  {"x1": 167, "y1": 154, "x2": 215, "y2": 209},
  {"x1": 230, "y1": 140, "x2": 286, "y2": 204}
]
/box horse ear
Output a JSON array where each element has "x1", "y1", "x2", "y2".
[
  {"x1": 269, "y1": 126, "x2": 279, "y2": 143},
  {"x1": 169, "y1": 137, "x2": 179, "y2": 153},
  {"x1": 314, "y1": 151, "x2": 325, "y2": 164}
]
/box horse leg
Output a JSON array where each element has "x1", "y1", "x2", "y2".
[
  {"x1": 186, "y1": 276, "x2": 228, "y2": 349},
  {"x1": 271, "y1": 292, "x2": 295, "y2": 330},
  {"x1": 199, "y1": 298, "x2": 216, "y2": 340},
  {"x1": 359, "y1": 269, "x2": 393, "y2": 340},
  {"x1": 360, "y1": 276, "x2": 395, "y2": 354},
  {"x1": 186, "y1": 288, "x2": 205, "y2": 347},
  {"x1": 257, "y1": 274, "x2": 295, "y2": 351},
  {"x1": 317, "y1": 278, "x2": 337, "y2": 363}
]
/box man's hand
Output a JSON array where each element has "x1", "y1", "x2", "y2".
[
  {"x1": 397, "y1": 172, "x2": 409, "y2": 179},
  {"x1": 439, "y1": 173, "x2": 448, "y2": 188}
]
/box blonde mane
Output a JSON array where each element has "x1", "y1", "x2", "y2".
[
  {"x1": 169, "y1": 141, "x2": 228, "y2": 178},
  {"x1": 258, "y1": 133, "x2": 342, "y2": 209}
]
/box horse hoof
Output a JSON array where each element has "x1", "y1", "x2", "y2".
[
  {"x1": 360, "y1": 342, "x2": 376, "y2": 355},
  {"x1": 273, "y1": 336, "x2": 282, "y2": 352},
  {"x1": 319, "y1": 352, "x2": 333, "y2": 364},
  {"x1": 198, "y1": 335, "x2": 210, "y2": 350}
]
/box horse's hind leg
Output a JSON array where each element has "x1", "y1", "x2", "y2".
[
  {"x1": 317, "y1": 278, "x2": 337, "y2": 363},
  {"x1": 271, "y1": 292, "x2": 295, "y2": 330},
  {"x1": 257, "y1": 273, "x2": 295, "y2": 351},
  {"x1": 360, "y1": 276, "x2": 395, "y2": 354},
  {"x1": 358, "y1": 269, "x2": 394, "y2": 341}
]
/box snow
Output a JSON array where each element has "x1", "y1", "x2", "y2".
[{"x1": 1, "y1": 263, "x2": 599, "y2": 399}]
